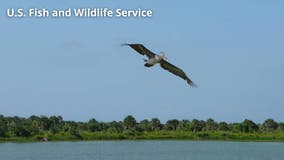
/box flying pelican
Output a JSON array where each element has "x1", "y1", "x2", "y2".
[{"x1": 122, "y1": 43, "x2": 196, "y2": 87}]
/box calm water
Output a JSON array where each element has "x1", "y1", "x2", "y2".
[{"x1": 0, "y1": 141, "x2": 284, "y2": 160}]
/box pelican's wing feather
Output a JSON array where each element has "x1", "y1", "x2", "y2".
[
  {"x1": 122, "y1": 44, "x2": 156, "y2": 58},
  {"x1": 160, "y1": 59, "x2": 196, "y2": 87}
]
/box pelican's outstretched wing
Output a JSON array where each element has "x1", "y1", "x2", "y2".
[
  {"x1": 160, "y1": 59, "x2": 197, "y2": 87},
  {"x1": 122, "y1": 44, "x2": 156, "y2": 58}
]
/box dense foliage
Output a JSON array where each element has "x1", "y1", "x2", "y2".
[{"x1": 0, "y1": 114, "x2": 284, "y2": 141}]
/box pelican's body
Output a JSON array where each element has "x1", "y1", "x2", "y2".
[
  {"x1": 145, "y1": 54, "x2": 165, "y2": 67},
  {"x1": 122, "y1": 43, "x2": 196, "y2": 87}
]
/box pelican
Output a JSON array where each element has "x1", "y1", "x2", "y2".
[{"x1": 122, "y1": 43, "x2": 196, "y2": 87}]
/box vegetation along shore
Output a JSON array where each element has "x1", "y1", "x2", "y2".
[{"x1": 0, "y1": 114, "x2": 284, "y2": 142}]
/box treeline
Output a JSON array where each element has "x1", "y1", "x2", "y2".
[{"x1": 0, "y1": 114, "x2": 284, "y2": 139}]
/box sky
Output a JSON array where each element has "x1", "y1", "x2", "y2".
[{"x1": 0, "y1": 1, "x2": 283, "y2": 123}]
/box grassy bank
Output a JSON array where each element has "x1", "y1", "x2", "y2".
[
  {"x1": 1, "y1": 114, "x2": 284, "y2": 143},
  {"x1": 1, "y1": 131, "x2": 284, "y2": 142}
]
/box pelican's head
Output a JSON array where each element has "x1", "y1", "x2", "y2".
[{"x1": 160, "y1": 52, "x2": 168, "y2": 60}]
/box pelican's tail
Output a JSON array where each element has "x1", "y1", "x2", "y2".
[{"x1": 187, "y1": 79, "x2": 198, "y2": 87}]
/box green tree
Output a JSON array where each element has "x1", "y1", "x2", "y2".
[
  {"x1": 28, "y1": 115, "x2": 41, "y2": 134},
  {"x1": 149, "y1": 118, "x2": 162, "y2": 131},
  {"x1": 77, "y1": 122, "x2": 88, "y2": 131},
  {"x1": 123, "y1": 115, "x2": 137, "y2": 130},
  {"x1": 88, "y1": 119, "x2": 101, "y2": 132},
  {"x1": 262, "y1": 119, "x2": 278, "y2": 132},
  {"x1": 50, "y1": 116, "x2": 63, "y2": 127},
  {"x1": 231, "y1": 123, "x2": 241, "y2": 132},
  {"x1": 14, "y1": 125, "x2": 31, "y2": 137},
  {"x1": 48, "y1": 116, "x2": 63, "y2": 134},
  {"x1": 177, "y1": 120, "x2": 192, "y2": 131},
  {"x1": 166, "y1": 119, "x2": 179, "y2": 131},
  {"x1": 278, "y1": 122, "x2": 284, "y2": 131},
  {"x1": 39, "y1": 116, "x2": 51, "y2": 130},
  {"x1": 0, "y1": 115, "x2": 8, "y2": 137},
  {"x1": 240, "y1": 119, "x2": 258, "y2": 133},
  {"x1": 191, "y1": 119, "x2": 205, "y2": 132},
  {"x1": 139, "y1": 119, "x2": 150, "y2": 132},
  {"x1": 70, "y1": 128, "x2": 82, "y2": 139},
  {"x1": 218, "y1": 122, "x2": 229, "y2": 131},
  {"x1": 107, "y1": 121, "x2": 123, "y2": 133},
  {"x1": 205, "y1": 118, "x2": 218, "y2": 131}
]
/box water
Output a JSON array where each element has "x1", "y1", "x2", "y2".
[{"x1": 0, "y1": 141, "x2": 284, "y2": 160}]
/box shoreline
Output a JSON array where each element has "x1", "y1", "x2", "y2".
[
  {"x1": 1, "y1": 139, "x2": 284, "y2": 143},
  {"x1": 1, "y1": 115, "x2": 283, "y2": 143},
  {"x1": 1, "y1": 131, "x2": 284, "y2": 143}
]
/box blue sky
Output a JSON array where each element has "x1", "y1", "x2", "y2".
[{"x1": 0, "y1": 1, "x2": 283, "y2": 123}]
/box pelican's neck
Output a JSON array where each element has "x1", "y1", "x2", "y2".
[{"x1": 155, "y1": 54, "x2": 163, "y2": 61}]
